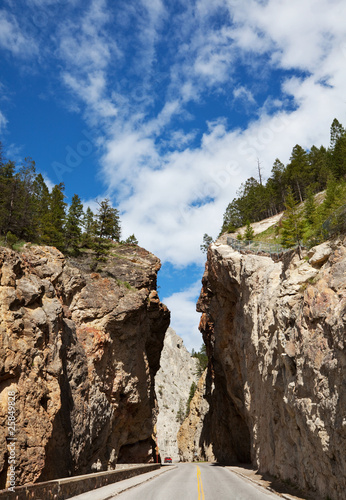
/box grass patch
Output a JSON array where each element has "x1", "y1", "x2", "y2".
[
  {"x1": 116, "y1": 279, "x2": 135, "y2": 291},
  {"x1": 252, "y1": 224, "x2": 279, "y2": 244}
]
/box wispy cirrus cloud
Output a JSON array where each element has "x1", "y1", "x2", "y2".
[
  {"x1": 0, "y1": 109, "x2": 7, "y2": 133},
  {"x1": 2, "y1": 1, "x2": 346, "y2": 264},
  {"x1": 2, "y1": 0, "x2": 346, "y2": 350},
  {"x1": 0, "y1": 9, "x2": 38, "y2": 57},
  {"x1": 162, "y1": 280, "x2": 203, "y2": 353}
]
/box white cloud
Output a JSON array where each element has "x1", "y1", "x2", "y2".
[
  {"x1": 233, "y1": 86, "x2": 256, "y2": 105},
  {"x1": 57, "y1": 0, "x2": 116, "y2": 72},
  {"x1": 162, "y1": 280, "x2": 203, "y2": 353},
  {"x1": 0, "y1": 109, "x2": 7, "y2": 132},
  {"x1": 0, "y1": 10, "x2": 38, "y2": 57},
  {"x1": 98, "y1": 0, "x2": 346, "y2": 270},
  {"x1": 3, "y1": 0, "x2": 346, "y2": 352}
]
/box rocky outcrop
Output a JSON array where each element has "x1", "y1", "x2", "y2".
[
  {"x1": 197, "y1": 236, "x2": 346, "y2": 500},
  {"x1": 155, "y1": 328, "x2": 198, "y2": 462},
  {"x1": 0, "y1": 244, "x2": 170, "y2": 488},
  {"x1": 177, "y1": 369, "x2": 214, "y2": 462}
]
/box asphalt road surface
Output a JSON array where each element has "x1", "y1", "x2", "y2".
[{"x1": 112, "y1": 463, "x2": 281, "y2": 500}]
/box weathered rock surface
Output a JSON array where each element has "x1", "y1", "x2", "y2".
[
  {"x1": 0, "y1": 244, "x2": 170, "y2": 488},
  {"x1": 197, "y1": 238, "x2": 346, "y2": 500},
  {"x1": 155, "y1": 328, "x2": 198, "y2": 462},
  {"x1": 177, "y1": 369, "x2": 214, "y2": 462}
]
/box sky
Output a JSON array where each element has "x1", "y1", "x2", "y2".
[{"x1": 1, "y1": 0, "x2": 346, "y2": 351}]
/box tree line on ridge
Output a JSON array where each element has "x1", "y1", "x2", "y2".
[{"x1": 0, "y1": 143, "x2": 137, "y2": 258}]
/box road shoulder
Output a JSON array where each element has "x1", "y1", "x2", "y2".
[
  {"x1": 68, "y1": 465, "x2": 177, "y2": 500},
  {"x1": 226, "y1": 465, "x2": 322, "y2": 500}
]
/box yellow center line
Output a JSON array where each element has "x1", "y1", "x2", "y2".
[{"x1": 196, "y1": 465, "x2": 205, "y2": 500}]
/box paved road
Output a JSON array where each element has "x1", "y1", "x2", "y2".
[{"x1": 111, "y1": 463, "x2": 281, "y2": 500}]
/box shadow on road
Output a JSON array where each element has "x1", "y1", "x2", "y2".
[{"x1": 220, "y1": 464, "x2": 322, "y2": 500}]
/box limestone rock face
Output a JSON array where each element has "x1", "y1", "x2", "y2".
[
  {"x1": 177, "y1": 369, "x2": 214, "y2": 462},
  {"x1": 0, "y1": 244, "x2": 170, "y2": 488},
  {"x1": 197, "y1": 238, "x2": 346, "y2": 500},
  {"x1": 155, "y1": 328, "x2": 198, "y2": 462}
]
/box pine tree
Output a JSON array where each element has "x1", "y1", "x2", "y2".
[
  {"x1": 244, "y1": 221, "x2": 255, "y2": 240},
  {"x1": 92, "y1": 199, "x2": 121, "y2": 260},
  {"x1": 65, "y1": 194, "x2": 84, "y2": 253},
  {"x1": 124, "y1": 234, "x2": 138, "y2": 245},
  {"x1": 200, "y1": 233, "x2": 213, "y2": 253},
  {"x1": 0, "y1": 161, "x2": 16, "y2": 237},
  {"x1": 286, "y1": 144, "x2": 310, "y2": 203},
  {"x1": 96, "y1": 199, "x2": 121, "y2": 241},
  {"x1": 308, "y1": 145, "x2": 329, "y2": 190},
  {"x1": 15, "y1": 158, "x2": 37, "y2": 241},
  {"x1": 32, "y1": 174, "x2": 50, "y2": 243},
  {"x1": 281, "y1": 187, "x2": 304, "y2": 256},
  {"x1": 330, "y1": 118, "x2": 345, "y2": 149},
  {"x1": 304, "y1": 187, "x2": 316, "y2": 225},
  {"x1": 81, "y1": 207, "x2": 96, "y2": 248},
  {"x1": 322, "y1": 175, "x2": 338, "y2": 212},
  {"x1": 271, "y1": 158, "x2": 287, "y2": 209},
  {"x1": 44, "y1": 183, "x2": 66, "y2": 249}
]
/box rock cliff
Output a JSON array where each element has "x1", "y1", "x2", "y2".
[
  {"x1": 0, "y1": 244, "x2": 170, "y2": 488},
  {"x1": 155, "y1": 328, "x2": 198, "y2": 462},
  {"x1": 177, "y1": 369, "x2": 214, "y2": 462},
  {"x1": 197, "y1": 235, "x2": 346, "y2": 500}
]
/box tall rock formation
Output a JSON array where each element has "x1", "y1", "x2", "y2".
[
  {"x1": 177, "y1": 369, "x2": 214, "y2": 462},
  {"x1": 0, "y1": 244, "x2": 170, "y2": 488},
  {"x1": 155, "y1": 328, "x2": 198, "y2": 461},
  {"x1": 197, "y1": 235, "x2": 345, "y2": 500}
]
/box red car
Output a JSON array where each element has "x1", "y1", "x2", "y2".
[{"x1": 164, "y1": 457, "x2": 172, "y2": 463}]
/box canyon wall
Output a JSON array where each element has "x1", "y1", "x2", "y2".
[
  {"x1": 197, "y1": 235, "x2": 345, "y2": 500},
  {"x1": 177, "y1": 369, "x2": 214, "y2": 462},
  {"x1": 0, "y1": 244, "x2": 170, "y2": 488},
  {"x1": 155, "y1": 327, "x2": 198, "y2": 461}
]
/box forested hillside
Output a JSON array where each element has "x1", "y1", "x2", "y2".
[
  {"x1": 220, "y1": 118, "x2": 346, "y2": 237},
  {"x1": 0, "y1": 144, "x2": 136, "y2": 255}
]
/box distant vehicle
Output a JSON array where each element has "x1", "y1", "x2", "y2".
[{"x1": 164, "y1": 457, "x2": 172, "y2": 463}]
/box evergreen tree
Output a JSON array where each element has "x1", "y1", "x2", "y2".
[
  {"x1": 44, "y1": 183, "x2": 66, "y2": 249},
  {"x1": 331, "y1": 134, "x2": 346, "y2": 179},
  {"x1": 308, "y1": 145, "x2": 329, "y2": 190},
  {"x1": 286, "y1": 144, "x2": 310, "y2": 202},
  {"x1": 330, "y1": 118, "x2": 345, "y2": 149},
  {"x1": 124, "y1": 234, "x2": 138, "y2": 245},
  {"x1": 81, "y1": 207, "x2": 96, "y2": 247},
  {"x1": 96, "y1": 199, "x2": 121, "y2": 241},
  {"x1": 65, "y1": 194, "x2": 84, "y2": 252},
  {"x1": 32, "y1": 174, "x2": 50, "y2": 242},
  {"x1": 220, "y1": 199, "x2": 242, "y2": 234},
  {"x1": 270, "y1": 158, "x2": 287, "y2": 208},
  {"x1": 0, "y1": 161, "x2": 16, "y2": 236},
  {"x1": 200, "y1": 233, "x2": 213, "y2": 253},
  {"x1": 92, "y1": 199, "x2": 121, "y2": 260},
  {"x1": 244, "y1": 221, "x2": 255, "y2": 240},
  {"x1": 322, "y1": 175, "x2": 339, "y2": 212},
  {"x1": 304, "y1": 187, "x2": 316, "y2": 225},
  {"x1": 15, "y1": 158, "x2": 37, "y2": 241},
  {"x1": 281, "y1": 187, "x2": 304, "y2": 256}
]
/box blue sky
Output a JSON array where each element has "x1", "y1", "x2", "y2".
[{"x1": 1, "y1": 0, "x2": 346, "y2": 351}]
